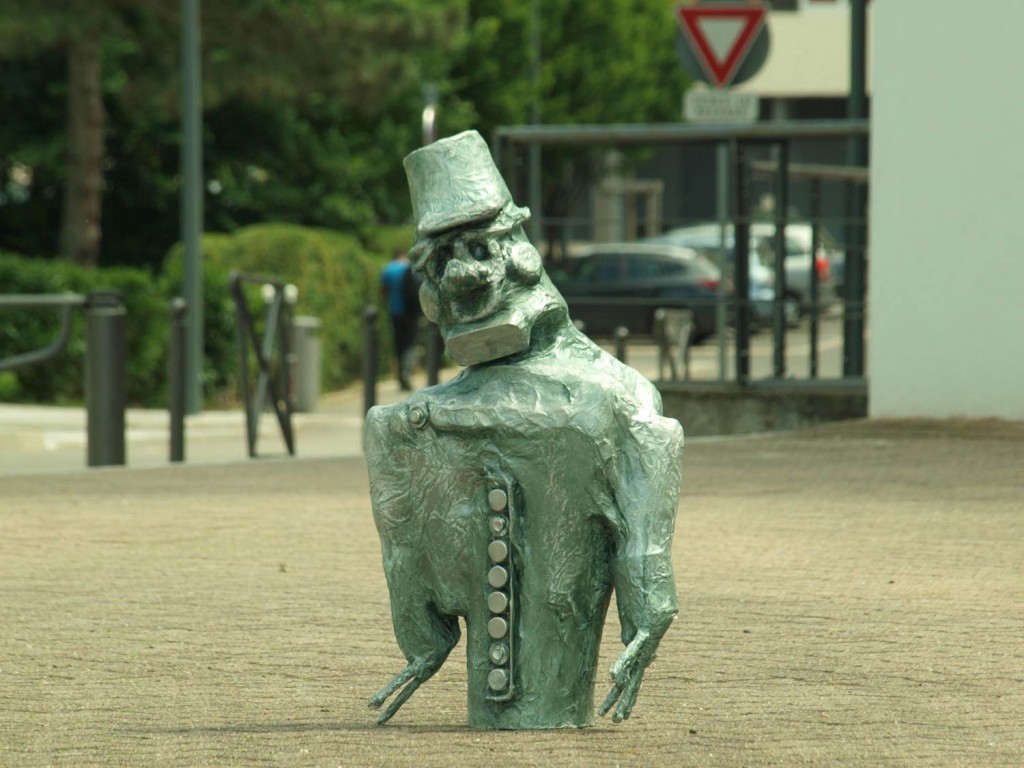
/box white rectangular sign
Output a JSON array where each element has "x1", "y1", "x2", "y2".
[{"x1": 684, "y1": 89, "x2": 759, "y2": 124}]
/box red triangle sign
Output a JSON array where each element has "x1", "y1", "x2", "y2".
[{"x1": 677, "y1": 3, "x2": 767, "y2": 88}]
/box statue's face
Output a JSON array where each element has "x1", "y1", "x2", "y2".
[{"x1": 413, "y1": 225, "x2": 543, "y2": 337}]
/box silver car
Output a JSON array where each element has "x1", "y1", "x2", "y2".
[{"x1": 643, "y1": 226, "x2": 798, "y2": 327}]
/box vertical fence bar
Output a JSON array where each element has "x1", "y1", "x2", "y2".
[
  {"x1": 85, "y1": 291, "x2": 126, "y2": 467},
  {"x1": 363, "y1": 305, "x2": 378, "y2": 415},
  {"x1": 808, "y1": 179, "x2": 821, "y2": 379},
  {"x1": 845, "y1": 0, "x2": 868, "y2": 378},
  {"x1": 732, "y1": 140, "x2": 751, "y2": 385},
  {"x1": 715, "y1": 141, "x2": 730, "y2": 382},
  {"x1": 772, "y1": 141, "x2": 789, "y2": 379},
  {"x1": 169, "y1": 298, "x2": 187, "y2": 462}
]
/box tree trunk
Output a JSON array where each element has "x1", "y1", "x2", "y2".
[{"x1": 61, "y1": 30, "x2": 105, "y2": 268}]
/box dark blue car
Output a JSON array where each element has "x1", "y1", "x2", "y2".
[{"x1": 549, "y1": 243, "x2": 725, "y2": 342}]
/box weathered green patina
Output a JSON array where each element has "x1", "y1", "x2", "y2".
[{"x1": 366, "y1": 131, "x2": 682, "y2": 729}]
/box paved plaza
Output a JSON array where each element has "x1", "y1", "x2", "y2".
[{"x1": 1, "y1": 409, "x2": 1021, "y2": 766}]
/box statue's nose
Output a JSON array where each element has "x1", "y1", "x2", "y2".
[{"x1": 442, "y1": 243, "x2": 489, "y2": 292}]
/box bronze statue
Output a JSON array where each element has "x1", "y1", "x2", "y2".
[{"x1": 366, "y1": 130, "x2": 682, "y2": 729}]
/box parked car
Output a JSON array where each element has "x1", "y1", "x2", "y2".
[
  {"x1": 549, "y1": 242, "x2": 724, "y2": 342},
  {"x1": 642, "y1": 228, "x2": 796, "y2": 327},
  {"x1": 654, "y1": 222, "x2": 839, "y2": 314},
  {"x1": 749, "y1": 222, "x2": 842, "y2": 310}
]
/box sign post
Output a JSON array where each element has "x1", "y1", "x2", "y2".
[
  {"x1": 674, "y1": 1, "x2": 770, "y2": 380},
  {"x1": 675, "y1": 0, "x2": 769, "y2": 124},
  {"x1": 677, "y1": 3, "x2": 768, "y2": 88}
]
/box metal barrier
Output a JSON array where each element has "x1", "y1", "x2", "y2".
[
  {"x1": 494, "y1": 120, "x2": 870, "y2": 386},
  {"x1": 229, "y1": 272, "x2": 295, "y2": 458},
  {"x1": 0, "y1": 291, "x2": 127, "y2": 467}
]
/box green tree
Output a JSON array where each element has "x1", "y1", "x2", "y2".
[
  {"x1": 446, "y1": 0, "x2": 688, "y2": 256},
  {"x1": 0, "y1": 0, "x2": 462, "y2": 269}
]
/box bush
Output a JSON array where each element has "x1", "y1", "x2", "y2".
[
  {"x1": 1, "y1": 222, "x2": 413, "y2": 408},
  {"x1": 161, "y1": 223, "x2": 403, "y2": 404},
  {"x1": 0, "y1": 252, "x2": 168, "y2": 405}
]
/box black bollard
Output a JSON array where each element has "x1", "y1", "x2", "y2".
[
  {"x1": 614, "y1": 326, "x2": 629, "y2": 365},
  {"x1": 363, "y1": 305, "x2": 378, "y2": 415},
  {"x1": 426, "y1": 322, "x2": 442, "y2": 387},
  {"x1": 169, "y1": 298, "x2": 187, "y2": 462},
  {"x1": 85, "y1": 291, "x2": 127, "y2": 467}
]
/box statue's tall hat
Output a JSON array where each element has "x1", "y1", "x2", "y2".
[{"x1": 404, "y1": 130, "x2": 530, "y2": 240}]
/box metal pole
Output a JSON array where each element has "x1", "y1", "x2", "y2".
[
  {"x1": 808, "y1": 180, "x2": 821, "y2": 379},
  {"x1": 844, "y1": 0, "x2": 868, "y2": 378},
  {"x1": 772, "y1": 141, "x2": 789, "y2": 379},
  {"x1": 425, "y1": 322, "x2": 441, "y2": 387},
  {"x1": 715, "y1": 142, "x2": 729, "y2": 382},
  {"x1": 732, "y1": 141, "x2": 751, "y2": 385},
  {"x1": 169, "y1": 297, "x2": 187, "y2": 462},
  {"x1": 363, "y1": 305, "x2": 378, "y2": 415},
  {"x1": 614, "y1": 326, "x2": 629, "y2": 364},
  {"x1": 422, "y1": 84, "x2": 438, "y2": 146},
  {"x1": 85, "y1": 292, "x2": 126, "y2": 467},
  {"x1": 181, "y1": 0, "x2": 204, "y2": 414},
  {"x1": 527, "y1": 0, "x2": 543, "y2": 247}
]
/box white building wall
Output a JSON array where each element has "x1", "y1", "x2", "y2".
[{"x1": 869, "y1": 1, "x2": 1024, "y2": 419}]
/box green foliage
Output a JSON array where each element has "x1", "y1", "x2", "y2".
[
  {"x1": 161, "y1": 223, "x2": 388, "y2": 403},
  {"x1": 0, "y1": 0, "x2": 463, "y2": 270},
  {"x1": 0, "y1": 251, "x2": 168, "y2": 405},
  {"x1": 445, "y1": 0, "x2": 690, "y2": 232},
  {"x1": 364, "y1": 224, "x2": 416, "y2": 260},
  {"x1": 1, "y1": 222, "x2": 397, "y2": 407}
]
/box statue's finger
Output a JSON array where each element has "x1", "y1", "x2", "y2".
[
  {"x1": 369, "y1": 664, "x2": 416, "y2": 709},
  {"x1": 612, "y1": 671, "x2": 644, "y2": 723},
  {"x1": 376, "y1": 677, "x2": 422, "y2": 725},
  {"x1": 609, "y1": 629, "x2": 650, "y2": 679},
  {"x1": 598, "y1": 682, "x2": 622, "y2": 717}
]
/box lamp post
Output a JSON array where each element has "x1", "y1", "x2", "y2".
[
  {"x1": 422, "y1": 85, "x2": 438, "y2": 146},
  {"x1": 181, "y1": 0, "x2": 204, "y2": 413}
]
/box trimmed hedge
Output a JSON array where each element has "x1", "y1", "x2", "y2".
[
  {"x1": 0, "y1": 252, "x2": 168, "y2": 405},
  {"x1": 0, "y1": 222, "x2": 413, "y2": 407},
  {"x1": 162, "y1": 223, "x2": 394, "y2": 404}
]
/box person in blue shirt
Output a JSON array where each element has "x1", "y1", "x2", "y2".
[{"x1": 380, "y1": 249, "x2": 420, "y2": 390}]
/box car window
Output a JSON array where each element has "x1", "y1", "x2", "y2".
[
  {"x1": 659, "y1": 259, "x2": 690, "y2": 277},
  {"x1": 624, "y1": 255, "x2": 663, "y2": 279},
  {"x1": 557, "y1": 255, "x2": 594, "y2": 283}
]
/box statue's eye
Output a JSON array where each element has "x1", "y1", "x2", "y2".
[
  {"x1": 433, "y1": 244, "x2": 453, "y2": 277},
  {"x1": 469, "y1": 241, "x2": 490, "y2": 261}
]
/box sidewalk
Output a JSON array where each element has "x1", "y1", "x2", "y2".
[
  {"x1": 0, "y1": 371, "x2": 449, "y2": 477},
  {"x1": 1, "y1": 417, "x2": 1021, "y2": 766}
]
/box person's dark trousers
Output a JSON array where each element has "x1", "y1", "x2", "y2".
[{"x1": 391, "y1": 312, "x2": 419, "y2": 390}]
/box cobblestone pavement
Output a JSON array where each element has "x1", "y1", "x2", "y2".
[{"x1": 1, "y1": 419, "x2": 1022, "y2": 767}]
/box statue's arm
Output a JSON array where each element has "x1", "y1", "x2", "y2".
[
  {"x1": 365, "y1": 404, "x2": 460, "y2": 724},
  {"x1": 600, "y1": 415, "x2": 683, "y2": 722}
]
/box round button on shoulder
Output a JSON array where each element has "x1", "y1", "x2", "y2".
[
  {"x1": 487, "y1": 616, "x2": 509, "y2": 639},
  {"x1": 487, "y1": 539, "x2": 509, "y2": 563},
  {"x1": 487, "y1": 565, "x2": 508, "y2": 589},
  {"x1": 407, "y1": 403, "x2": 428, "y2": 429},
  {"x1": 487, "y1": 488, "x2": 508, "y2": 511}
]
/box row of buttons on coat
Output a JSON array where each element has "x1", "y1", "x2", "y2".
[{"x1": 486, "y1": 486, "x2": 511, "y2": 694}]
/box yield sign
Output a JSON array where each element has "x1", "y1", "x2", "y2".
[{"x1": 676, "y1": 3, "x2": 768, "y2": 88}]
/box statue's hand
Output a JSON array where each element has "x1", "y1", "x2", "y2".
[
  {"x1": 368, "y1": 658, "x2": 434, "y2": 725},
  {"x1": 598, "y1": 628, "x2": 660, "y2": 723}
]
